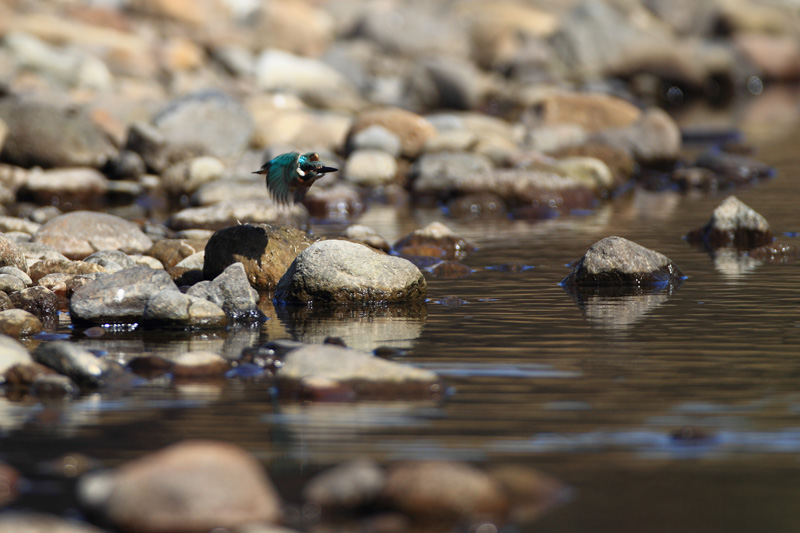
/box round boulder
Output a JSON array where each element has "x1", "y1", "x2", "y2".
[{"x1": 275, "y1": 240, "x2": 426, "y2": 304}]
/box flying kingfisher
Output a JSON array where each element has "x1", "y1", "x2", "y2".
[{"x1": 253, "y1": 152, "x2": 338, "y2": 205}]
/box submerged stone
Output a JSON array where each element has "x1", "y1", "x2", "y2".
[
  {"x1": 686, "y1": 195, "x2": 773, "y2": 250},
  {"x1": 561, "y1": 236, "x2": 685, "y2": 288},
  {"x1": 393, "y1": 221, "x2": 475, "y2": 261},
  {"x1": 33, "y1": 341, "x2": 112, "y2": 387}
]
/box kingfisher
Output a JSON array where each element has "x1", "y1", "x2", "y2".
[{"x1": 253, "y1": 151, "x2": 338, "y2": 205}]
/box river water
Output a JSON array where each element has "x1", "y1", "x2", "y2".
[{"x1": 2, "y1": 89, "x2": 800, "y2": 531}]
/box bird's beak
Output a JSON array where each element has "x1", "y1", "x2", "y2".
[
  {"x1": 319, "y1": 166, "x2": 338, "y2": 174},
  {"x1": 252, "y1": 169, "x2": 267, "y2": 175}
]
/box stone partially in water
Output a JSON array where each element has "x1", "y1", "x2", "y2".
[
  {"x1": 32, "y1": 211, "x2": 153, "y2": 260},
  {"x1": 304, "y1": 459, "x2": 386, "y2": 510},
  {"x1": 0, "y1": 309, "x2": 42, "y2": 337},
  {"x1": 77, "y1": 440, "x2": 282, "y2": 532},
  {"x1": 187, "y1": 262, "x2": 261, "y2": 322},
  {"x1": 275, "y1": 240, "x2": 426, "y2": 305},
  {"x1": 69, "y1": 266, "x2": 179, "y2": 325},
  {"x1": 393, "y1": 221, "x2": 476, "y2": 261},
  {"x1": 275, "y1": 343, "x2": 441, "y2": 399},
  {"x1": 0, "y1": 334, "x2": 33, "y2": 375},
  {"x1": 686, "y1": 195, "x2": 773, "y2": 250},
  {"x1": 561, "y1": 236, "x2": 685, "y2": 288},
  {"x1": 9, "y1": 286, "x2": 60, "y2": 330},
  {"x1": 32, "y1": 340, "x2": 112, "y2": 387},
  {"x1": 170, "y1": 351, "x2": 230, "y2": 377},
  {"x1": 142, "y1": 290, "x2": 227, "y2": 329},
  {"x1": 203, "y1": 224, "x2": 317, "y2": 292}
]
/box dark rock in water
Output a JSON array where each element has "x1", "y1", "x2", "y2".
[
  {"x1": 5, "y1": 361, "x2": 56, "y2": 388},
  {"x1": 304, "y1": 459, "x2": 386, "y2": 510},
  {"x1": 0, "y1": 233, "x2": 28, "y2": 273},
  {"x1": 693, "y1": 150, "x2": 775, "y2": 186},
  {"x1": 69, "y1": 266, "x2": 179, "y2": 325},
  {"x1": 274, "y1": 343, "x2": 441, "y2": 399},
  {"x1": 105, "y1": 149, "x2": 147, "y2": 181},
  {"x1": 447, "y1": 192, "x2": 508, "y2": 219},
  {"x1": 32, "y1": 211, "x2": 153, "y2": 260},
  {"x1": 142, "y1": 290, "x2": 228, "y2": 329},
  {"x1": 0, "y1": 99, "x2": 116, "y2": 169},
  {"x1": 127, "y1": 355, "x2": 172, "y2": 378},
  {"x1": 393, "y1": 222, "x2": 475, "y2": 261},
  {"x1": 0, "y1": 309, "x2": 43, "y2": 337},
  {"x1": 187, "y1": 262, "x2": 261, "y2": 321},
  {"x1": 77, "y1": 440, "x2": 281, "y2": 532},
  {"x1": 0, "y1": 512, "x2": 104, "y2": 533},
  {"x1": 31, "y1": 374, "x2": 78, "y2": 399},
  {"x1": 153, "y1": 90, "x2": 254, "y2": 159},
  {"x1": 749, "y1": 242, "x2": 800, "y2": 263},
  {"x1": 561, "y1": 236, "x2": 685, "y2": 288},
  {"x1": 33, "y1": 341, "x2": 112, "y2": 387},
  {"x1": 83, "y1": 250, "x2": 138, "y2": 273},
  {"x1": 686, "y1": 196, "x2": 773, "y2": 250},
  {"x1": 275, "y1": 240, "x2": 427, "y2": 305},
  {"x1": 382, "y1": 461, "x2": 509, "y2": 521},
  {"x1": 203, "y1": 224, "x2": 317, "y2": 292},
  {"x1": 426, "y1": 260, "x2": 475, "y2": 279},
  {"x1": 671, "y1": 167, "x2": 719, "y2": 191},
  {"x1": 9, "y1": 286, "x2": 59, "y2": 330}
]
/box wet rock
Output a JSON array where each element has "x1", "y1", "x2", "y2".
[
  {"x1": 488, "y1": 465, "x2": 567, "y2": 523},
  {"x1": 153, "y1": 90, "x2": 253, "y2": 159},
  {"x1": 303, "y1": 182, "x2": 365, "y2": 220},
  {"x1": 21, "y1": 168, "x2": 108, "y2": 208},
  {"x1": 275, "y1": 240, "x2": 426, "y2": 305},
  {"x1": 162, "y1": 156, "x2": 225, "y2": 196},
  {"x1": 0, "y1": 292, "x2": 11, "y2": 312},
  {"x1": 426, "y1": 261, "x2": 475, "y2": 279},
  {"x1": 28, "y1": 260, "x2": 107, "y2": 284},
  {"x1": 275, "y1": 343, "x2": 440, "y2": 398},
  {"x1": 187, "y1": 262, "x2": 261, "y2": 321},
  {"x1": 167, "y1": 198, "x2": 308, "y2": 232},
  {"x1": 347, "y1": 124, "x2": 402, "y2": 157},
  {"x1": 148, "y1": 238, "x2": 208, "y2": 270},
  {"x1": 671, "y1": 167, "x2": 718, "y2": 191},
  {"x1": 69, "y1": 266, "x2": 179, "y2": 325},
  {"x1": 411, "y1": 152, "x2": 494, "y2": 196},
  {"x1": 382, "y1": 461, "x2": 509, "y2": 521},
  {"x1": 561, "y1": 236, "x2": 685, "y2": 288},
  {"x1": 0, "y1": 309, "x2": 42, "y2": 337},
  {"x1": 686, "y1": 196, "x2": 773, "y2": 250},
  {"x1": 0, "y1": 99, "x2": 116, "y2": 169},
  {"x1": 343, "y1": 149, "x2": 397, "y2": 187},
  {"x1": 304, "y1": 459, "x2": 386, "y2": 510},
  {"x1": 203, "y1": 224, "x2": 316, "y2": 292},
  {"x1": 0, "y1": 512, "x2": 104, "y2": 533},
  {"x1": 9, "y1": 286, "x2": 59, "y2": 330},
  {"x1": 0, "y1": 334, "x2": 33, "y2": 375},
  {"x1": 341, "y1": 225, "x2": 390, "y2": 252},
  {"x1": 33, "y1": 341, "x2": 112, "y2": 387},
  {"x1": 0, "y1": 233, "x2": 28, "y2": 273},
  {"x1": 393, "y1": 222, "x2": 476, "y2": 261},
  {"x1": 693, "y1": 150, "x2": 775, "y2": 186},
  {"x1": 447, "y1": 192, "x2": 508, "y2": 219},
  {"x1": 31, "y1": 374, "x2": 79, "y2": 399},
  {"x1": 0, "y1": 274, "x2": 25, "y2": 294},
  {"x1": 4, "y1": 361, "x2": 56, "y2": 388},
  {"x1": 77, "y1": 440, "x2": 281, "y2": 532},
  {"x1": 749, "y1": 242, "x2": 800, "y2": 263},
  {"x1": 350, "y1": 108, "x2": 437, "y2": 159},
  {"x1": 32, "y1": 211, "x2": 153, "y2": 260},
  {"x1": 142, "y1": 290, "x2": 227, "y2": 329},
  {"x1": 83, "y1": 250, "x2": 138, "y2": 273},
  {"x1": 171, "y1": 351, "x2": 230, "y2": 377}
]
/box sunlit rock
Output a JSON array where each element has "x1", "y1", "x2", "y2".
[{"x1": 686, "y1": 195, "x2": 773, "y2": 250}]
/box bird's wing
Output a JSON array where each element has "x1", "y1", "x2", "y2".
[{"x1": 263, "y1": 152, "x2": 299, "y2": 205}]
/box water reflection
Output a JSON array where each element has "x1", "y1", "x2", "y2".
[
  {"x1": 711, "y1": 248, "x2": 762, "y2": 279},
  {"x1": 563, "y1": 285, "x2": 681, "y2": 331},
  {"x1": 271, "y1": 302, "x2": 427, "y2": 351}
]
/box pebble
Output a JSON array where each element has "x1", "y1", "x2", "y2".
[
  {"x1": 170, "y1": 350, "x2": 230, "y2": 377},
  {"x1": 343, "y1": 149, "x2": 397, "y2": 187},
  {"x1": 9, "y1": 286, "x2": 60, "y2": 330},
  {"x1": 341, "y1": 225, "x2": 391, "y2": 252},
  {"x1": 166, "y1": 198, "x2": 308, "y2": 232},
  {"x1": 0, "y1": 334, "x2": 33, "y2": 375},
  {"x1": 304, "y1": 459, "x2": 386, "y2": 510},
  {"x1": 186, "y1": 262, "x2": 261, "y2": 321},
  {"x1": 162, "y1": 156, "x2": 226, "y2": 196},
  {"x1": 0, "y1": 233, "x2": 28, "y2": 273},
  {"x1": 0, "y1": 309, "x2": 42, "y2": 337},
  {"x1": 393, "y1": 222, "x2": 476, "y2": 262},
  {"x1": 142, "y1": 290, "x2": 227, "y2": 329},
  {"x1": 347, "y1": 124, "x2": 402, "y2": 157},
  {"x1": 22, "y1": 167, "x2": 108, "y2": 208},
  {"x1": 28, "y1": 259, "x2": 107, "y2": 284},
  {"x1": 350, "y1": 108, "x2": 437, "y2": 159},
  {"x1": 32, "y1": 340, "x2": 112, "y2": 387},
  {"x1": 274, "y1": 240, "x2": 427, "y2": 305},
  {"x1": 686, "y1": 195, "x2": 773, "y2": 250},
  {"x1": 83, "y1": 250, "x2": 138, "y2": 273}
]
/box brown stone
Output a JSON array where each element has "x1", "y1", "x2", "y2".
[
  {"x1": 148, "y1": 239, "x2": 208, "y2": 270},
  {"x1": 350, "y1": 108, "x2": 437, "y2": 158},
  {"x1": 29, "y1": 260, "x2": 107, "y2": 284}
]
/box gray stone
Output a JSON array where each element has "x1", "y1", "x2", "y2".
[
  {"x1": 0, "y1": 274, "x2": 25, "y2": 294},
  {"x1": 191, "y1": 179, "x2": 270, "y2": 206},
  {"x1": 0, "y1": 334, "x2": 33, "y2": 375},
  {"x1": 348, "y1": 124, "x2": 402, "y2": 157},
  {"x1": 162, "y1": 156, "x2": 225, "y2": 196},
  {"x1": 22, "y1": 168, "x2": 108, "y2": 207},
  {"x1": 0, "y1": 233, "x2": 28, "y2": 273},
  {"x1": 561, "y1": 236, "x2": 685, "y2": 288},
  {"x1": 33, "y1": 341, "x2": 111, "y2": 387},
  {"x1": 33, "y1": 211, "x2": 153, "y2": 260},
  {"x1": 275, "y1": 240, "x2": 426, "y2": 304},
  {"x1": 596, "y1": 108, "x2": 682, "y2": 163},
  {"x1": 0, "y1": 309, "x2": 42, "y2": 337},
  {"x1": 125, "y1": 121, "x2": 202, "y2": 174},
  {"x1": 0, "y1": 215, "x2": 40, "y2": 235},
  {"x1": 412, "y1": 152, "x2": 494, "y2": 195},
  {"x1": 414, "y1": 55, "x2": 487, "y2": 110},
  {"x1": 343, "y1": 149, "x2": 397, "y2": 187},
  {"x1": 304, "y1": 459, "x2": 386, "y2": 510},
  {"x1": 255, "y1": 49, "x2": 357, "y2": 101},
  {"x1": 142, "y1": 290, "x2": 227, "y2": 329},
  {"x1": 17, "y1": 242, "x2": 68, "y2": 266},
  {"x1": 0, "y1": 99, "x2": 116, "y2": 169},
  {"x1": 69, "y1": 266, "x2": 179, "y2": 325},
  {"x1": 83, "y1": 250, "x2": 138, "y2": 273},
  {"x1": 686, "y1": 196, "x2": 773, "y2": 250},
  {"x1": 0, "y1": 512, "x2": 104, "y2": 533},
  {"x1": 0, "y1": 266, "x2": 33, "y2": 287},
  {"x1": 167, "y1": 199, "x2": 308, "y2": 232},
  {"x1": 187, "y1": 263, "x2": 260, "y2": 321},
  {"x1": 341, "y1": 225, "x2": 390, "y2": 252},
  {"x1": 153, "y1": 90, "x2": 253, "y2": 159},
  {"x1": 77, "y1": 440, "x2": 281, "y2": 532}
]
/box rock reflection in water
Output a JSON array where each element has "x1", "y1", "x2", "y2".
[
  {"x1": 712, "y1": 248, "x2": 762, "y2": 279},
  {"x1": 273, "y1": 302, "x2": 426, "y2": 351},
  {"x1": 564, "y1": 285, "x2": 680, "y2": 331}
]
